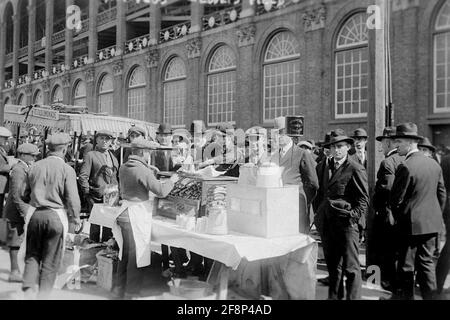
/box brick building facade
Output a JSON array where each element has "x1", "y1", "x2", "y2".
[{"x1": 0, "y1": 0, "x2": 449, "y2": 147}]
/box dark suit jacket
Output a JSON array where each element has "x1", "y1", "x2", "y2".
[
  {"x1": 79, "y1": 149, "x2": 119, "y2": 201},
  {"x1": 390, "y1": 152, "x2": 447, "y2": 235},
  {"x1": 270, "y1": 144, "x2": 319, "y2": 205},
  {"x1": 4, "y1": 160, "x2": 29, "y2": 225},
  {"x1": 441, "y1": 155, "x2": 450, "y2": 226},
  {"x1": 314, "y1": 156, "x2": 369, "y2": 232},
  {"x1": 349, "y1": 151, "x2": 367, "y2": 169},
  {"x1": 372, "y1": 150, "x2": 404, "y2": 220},
  {"x1": 0, "y1": 147, "x2": 11, "y2": 194}
]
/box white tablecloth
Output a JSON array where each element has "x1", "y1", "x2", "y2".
[{"x1": 89, "y1": 205, "x2": 316, "y2": 270}]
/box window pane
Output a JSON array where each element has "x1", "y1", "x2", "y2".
[
  {"x1": 207, "y1": 71, "x2": 235, "y2": 125},
  {"x1": 164, "y1": 79, "x2": 186, "y2": 126}
]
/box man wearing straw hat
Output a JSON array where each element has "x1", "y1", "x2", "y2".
[
  {"x1": 314, "y1": 133, "x2": 369, "y2": 300},
  {"x1": 21, "y1": 133, "x2": 81, "y2": 299},
  {"x1": 4, "y1": 143, "x2": 40, "y2": 283},
  {"x1": 390, "y1": 123, "x2": 446, "y2": 300}
]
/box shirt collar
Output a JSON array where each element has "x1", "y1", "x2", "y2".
[
  {"x1": 386, "y1": 148, "x2": 397, "y2": 157},
  {"x1": 406, "y1": 149, "x2": 419, "y2": 160},
  {"x1": 17, "y1": 159, "x2": 29, "y2": 167},
  {"x1": 281, "y1": 140, "x2": 293, "y2": 153},
  {"x1": 335, "y1": 156, "x2": 347, "y2": 167}
]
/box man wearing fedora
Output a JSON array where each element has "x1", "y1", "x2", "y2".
[
  {"x1": 270, "y1": 116, "x2": 319, "y2": 234},
  {"x1": 418, "y1": 137, "x2": 439, "y2": 163},
  {"x1": 3, "y1": 143, "x2": 40, "y2": 283},
  {"x1": 390, "y1": 122, "x2": 447, "y2": 300},
  {"x1": 371, "y1": 127, "x2": 405, "y2": 292},
  {"x1": 79, "y1": 130, "x2": 119, "y2": 243},
  {"x1": 314, "y1": 134, "x2": 369, "y2": 300},
  {"x1": 349, "y1": 128, "x2": 368, "y2": 169},
  {"x1": 152, "y1": 123, "x2": 175, "y2": 172},
  {"x1": 22, "y1": 133, "x2": 81, "y2": 299}
]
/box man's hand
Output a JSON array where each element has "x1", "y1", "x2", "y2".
[{"x1": 70, "y1": 216, "x2": 83, "y2": 233}]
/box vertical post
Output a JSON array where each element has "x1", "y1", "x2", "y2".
[
  {"x1": 149, "y1": 3, "x2": 161, "y2": 46},
  {"x1": 116, "y1": 0, "x2": 126, "y2": 55},
  {"x1": 0, "y1": 21, "x2": 6, "y2": 123},
  {"x1": 88, "y1": 0, "x2": 98, "y2": 64},
  {"x1": 12, "y1": 14, "x2": 20, "y2": 86},
  {"x1": 15, "y1": 126, "x2": 21, "y2": 158},
  {"x1": 189, "y1": 1, "x2": 204, "y2": 34},
  {"x1": 43, "y1": 128, "x2": 49, "y2": 158},
  {"x1": 45, "y1": 0, "x2": 54, "y2": 72},
  {"x1": 65, "y1": 0, "x2": 74, "y2": 69},
  {"x1": 28, "y1": 0, "x2": 36, "y2": 87},
  {"x1": 366, "y1": 0, "x2": 387, "y2": 267}
]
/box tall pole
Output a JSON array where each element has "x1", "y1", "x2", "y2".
[{"x1": 366, "y1": 0, "x2": 388, "y2": 268}]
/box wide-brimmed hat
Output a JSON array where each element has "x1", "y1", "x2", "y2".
[
  {"x1": 130, "y1": 137, "x2": 160, "y2": 149},
  {"x1": 298, "y1": 141, "x2": 313, "y2": 150},
  {"x1": 418, "y1": 137, "x2": 436, "y2": 153},
  {"x1": 128, "y1": 125, "x2": 146, "y2": 138},
  {"x1": 157, "y1": 123, "x2": 173, "y2": 135},
  {"x1": 0, "y1": 127, "x2": 12, "y2": 138},
  {"x1": 317, "y1": 129, "x2": 346, "y2": 147},
  {"x1": 17, "y1": 143, "x2": 40, "y2": 156},
  {"x1": 96, "y1": 130, "x2": 114, "y2": 139},
  {"x1": 323, "y1": 135, "x2": 354, "y2": 148},
  {"x1": 45, "y1": 133, "x2": 71, "y2": 146},
  {"x1": 391, "y1": 122, "x2": 423, "y2": 140},
  {"x1": 376, "y1": 127, "x2": 397, "y2": 141},
  {"x1": 351, "y1": 128, "x2": 368, "y2": 139}
]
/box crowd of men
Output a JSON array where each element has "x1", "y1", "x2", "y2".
[{"x1": 0, "y1": 116, "x2": 449, "y2": 300}]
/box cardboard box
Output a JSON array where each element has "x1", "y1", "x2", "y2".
[{"x1": 226, "y1": 185, "x2": 301, "y2": 238}]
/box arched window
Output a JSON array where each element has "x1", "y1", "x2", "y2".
[
  {"x1": 19, "y1": 0, "x2": 28, "y2": 48},
  {"x1": 17, "y1": 93, "x2": 26, "y2": 106},
  {"x1": 33, "y1": 89, "x2": 43, "y2": 104},
  {"x1": 73, "y1": 80, "x2": 87, "y2": 106},
  {"x1": 263, "y1": 31, "x2": 301, "y2": 123},
  {"x1": 207, "y1": 45, "x2": 236, "y2": 125},
  {"x1": 434, "y1": 0, "x2": 450, "y2": 113},
  {"x1": 98, "y1": 74, "x2": 114, "y2": 114},
  {"x1": 51, "y1": 85, "x2": 63, "y2": 103},
  {"x1": 127, "y1": 66, "x2": 146, "y2": 121},
  {"x1": 5, "y1": 3, "x2": 14, "y2": 54},
  {"x1": 335, "y1": 12, "x2": 369, "y2": 118},
  {"x1": 163, "y1": 57, "x2": 186, "y2": 127}
]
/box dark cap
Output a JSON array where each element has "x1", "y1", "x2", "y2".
[
  {"x1": 351, "y1": 128, "x2": 368, "y2": 139},
  {"x1": 376, "y1": 127, "x2": 396, "y2": 141},
  {"x1": 158, "y1": 123, "x2": 173, "y2": 135},
  {"x1": 418, "y1": 137, "x2": 436, "y2": 153},
  {"x1": 323, "y1": 135, "x2": 354, "y2": 148},
  {"x1": 391, "y1": 122, "x2": 423, "y2": 140}
]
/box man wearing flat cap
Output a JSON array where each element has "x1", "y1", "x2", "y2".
[
  {"x1": 21, "y1": 133, "x2": 81, "y2": 299},
  {"x1": 314, "y1": 134, "x2": 369, "y2": 300},
  {"x1": 79, "y1": 130, "x2": 119, "y2": 243},
  {"x1": 349, "y1": 128, "x2": 368, "y2": 169},
  {"x1": 3, "y1": 143, "x2": 40, "y2": 283},
  {"x1": 390, "y1": 123, "x2": 446, "y2": 300},
  {"x1": 116, "y1": 125, "x2": 147, "y2": 165},
  {"x1": 371, "y1": 127, "x2": 404, "y2": 292}
]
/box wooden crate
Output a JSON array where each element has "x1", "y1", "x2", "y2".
[
  {"x1": 96, "y1": 253, "x2": 118, "y2": 291},
  {"x1": 226, "y1": 185, "x2": 301, "y2": 238}
]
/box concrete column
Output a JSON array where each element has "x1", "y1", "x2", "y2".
[
  {"x1": 12, "y1": 14, "x2": 20, "y2": 84},
  {"x1": 186, "y1": 38, "x2": 202, "y2": 125},
  {"x1": 45, "y1": 0, "x2": 54, "y2": 71},
  {"x1": 366, "y1": 0, "x2": 387, "y2": 267},
  {"x1": 116, "y1": 0, "x2": 126, "y2": 55},
  {"x1": 240, "y1": 0, "x2": 256, "y2": 19},
  {"x1": 113, "y1": 60, "x2": 125, "y2": 116},
  {"x1": 65, "y1": 0, "x2": 74, "y2": 68},
  {"x1": 28, "y1": 0, "x2": 36, "y2": 78},
  {"x1": 149, "y1": 3, "x2": 161, "y2": 46},
  {"x1": 88, "y1": 0, "x2": 98, "y2": 63},
  {"x1": 189, "y1": 2, "x2": 204, "y2": 34},
  {"x1": 0, "y1": 21, "x2": 5, "y2": 92}
]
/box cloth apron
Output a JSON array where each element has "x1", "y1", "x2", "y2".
[
  {"x1": 17, "y1": 206, "x2": 69, "y2": 276},
  {"x1": 112, "y1": 196, "x2": 154, "y2": 268}
]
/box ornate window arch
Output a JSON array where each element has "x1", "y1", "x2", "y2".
[
  {"x1": 207, "y1": 45, "x2": 236, "y2": 125},
  {"x1": 434, "y1": 0, "x2": 450, "y2": 113},
  {"x1": 334, "y1": 12, "x2": 369, "y2": 119},
  {"x1": 33, "y1": 89, "x2": 43, "y2": 104},
  {"x1": 127, "y1": 66, "x2": 146, "y2": 121},
  {"x1": 17, "y1": 93, "x2": 26, "y2": 106},
  {"x1": 262, "y1": 31, "x2": 301, "y2": 123},
  {"x1": 163, "y1": 57, "x2": 186, "y2": 127},
  {"x1": 73, "y1": 80, "x2": 87, "y2": 106},
  {"x1": 98, "y1": 73, "x2": 114, "y2": 114},
  {"x1": 51, "y1": 85, "x2": 63, "y2": 103}
]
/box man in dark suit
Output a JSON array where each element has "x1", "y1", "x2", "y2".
[
  {"x1": 372, "y1": 127, "x2": 404, "y2": 292},
  {"x1": 270, "y1": 117, "x2": 319, "y2": 234},
  {"x1": 314, "y1": 134, "x2": 369, "y2": 300},
  {"x1": 349, "y1": 128, "x2": 368, "y2": 169},
  {"x1": 436, "y1": 152, "x2": 450, "y2": 296},
  {"x1": 152, "y1": 123, "x2": 175, "y2": 172},
  {"x1": 0, "y1": 127, "x2": 12, "y2": 219},
  {"x1": 390, "y1": 123, "x2": 447, "y2": 300},
  {"x1": 79, "y1": 130, "x2": 119, "y2": 243}
]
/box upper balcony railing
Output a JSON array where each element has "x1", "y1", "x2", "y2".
[
  {"x1": 125, "y1": 35, "x2": 150, "y2": 54},
  {"x1": 160, "y1": 21, "x2": 191, "y2": 44},
  {"x1": 127, "y1": 1, "x2": 149, "y2": 15},
  {"x1": 52, "y1": 30, "x2": 65, "y2": 45},
  {"x1": 202, "y1": 5, "x2": 242, "y2": 31},
  {"x1": 17, "y1": 75, "x2": 28, "y2": 86},
  {"x1": 4, "y1": 79, "x2": 14, "y2": 89},
  {"x1": 98, "y1": 7, "x2": 117, "y2": 27},
  {"x1": 18, "y1": 46, "x2": 28, "y2": 58},
  {"x1": 256, "y1": 0, "x2": 297, "y2": 15},
  {"x1": 97, "y1": 45, "x2": 118, "y2": 62},
  {"x1": 33, "y1": 69, "x2": 47, "y2": 81},
  {"x1": 51, "y1": 64, "x2": 66, "y2": 76},
  {"x1": 72, "y1": 55, "x2": 90, "y2": 69}
]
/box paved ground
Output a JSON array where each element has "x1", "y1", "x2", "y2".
[{"x1": 0, "y1": 226, "x2": 448, "y2": 300}]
